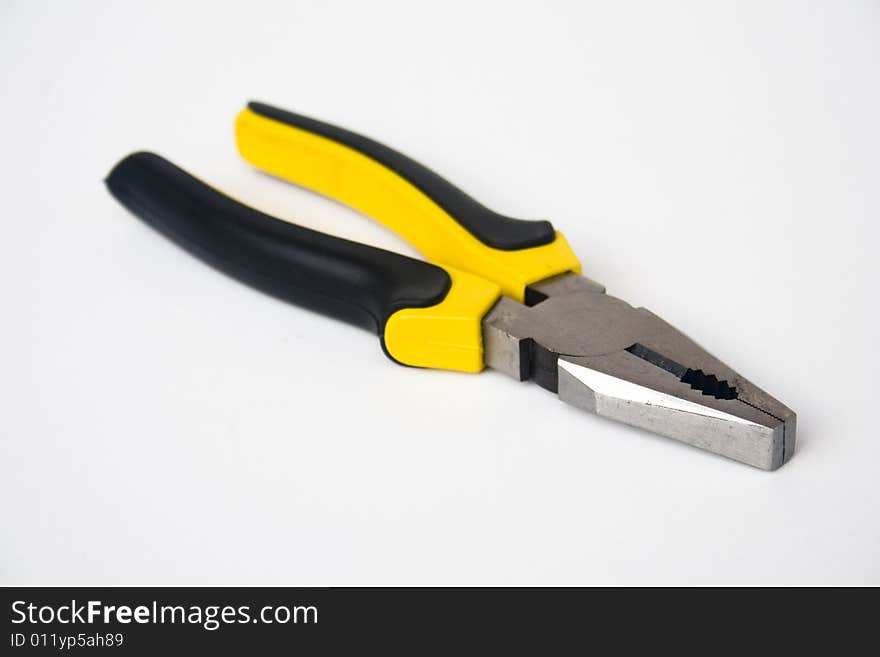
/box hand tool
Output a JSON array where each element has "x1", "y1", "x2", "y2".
[{"x1": 105, "y1": 102, "x2": 796, "y2": 470}]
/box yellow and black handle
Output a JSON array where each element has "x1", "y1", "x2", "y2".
[
  {"x1": 236, "y1": 102, "x2": 581, "y2": 301},
  {"x1": 106, "y1": 152, "x2": 499, "y2": 372}
]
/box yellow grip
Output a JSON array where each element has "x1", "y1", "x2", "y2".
[
  {"x1": 384, "y1": 268, "x2": 500, "y2": 372},
  {"x1": 235, "y1": 107, "x2": 581, "y2": 302}
]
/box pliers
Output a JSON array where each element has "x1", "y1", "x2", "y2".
[{"x1": 105, "y1": 101, "x2": 796, "y2": 470}]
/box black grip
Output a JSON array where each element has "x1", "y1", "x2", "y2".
[
  {"x1": 248, "y1": 102, "x2": 556, "y2": 251},
  {"x1": 105, "y1": 152, "x2": 451, "y2": 352}
]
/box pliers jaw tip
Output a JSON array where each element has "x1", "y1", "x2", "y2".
[{"x1": 558, "y1": 355, "x2": 796, "y2": 470}]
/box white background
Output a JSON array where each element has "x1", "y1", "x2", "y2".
[{"x1": 2, "y1": 0, "x2": 878, "y2": 585}]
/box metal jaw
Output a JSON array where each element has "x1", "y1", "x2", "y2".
[{"x1": 482, "y1": 273, "x2": 796, "y2": 470}]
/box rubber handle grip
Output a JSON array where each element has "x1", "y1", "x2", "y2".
[
  {"x1": 247, "y1": 102, "x2": 554, "y2": 251},
  {"x1": 235, "y1": 103, "x2": 582, "y2": 302},
  {"x1": 105, "y1": 152, "x2": 451, "y2": 355}
]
